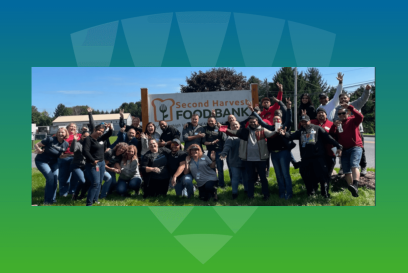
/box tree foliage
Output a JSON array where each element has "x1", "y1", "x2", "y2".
[
  {"x1": 32, "y1": 106, "x2": 52, "y2": 126},
  {"x1": 180, "y1": 68, "x2": 249, "y2": 93}
]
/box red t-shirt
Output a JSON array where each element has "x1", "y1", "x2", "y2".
[
  {"x1": 259, "y1": 90, "x2": 283, "y2": 124},
  {"x1": 64, "y1": 133, "x2": 82, "y2": 154},
  {"x1": 329, "y1": 105, "x2": 363, "y2": 150}
]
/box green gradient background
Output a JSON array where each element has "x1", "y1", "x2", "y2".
[{"x1": 1, "y1": 0, "x2": 404, "y2": 271}]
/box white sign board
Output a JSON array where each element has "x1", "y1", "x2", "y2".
[
  {"x1": 31, "y1": 124, "x2": 37, "y2": 140},
  {"x1": 148, "y1": 90, "x2": 253, "y2": 136}
]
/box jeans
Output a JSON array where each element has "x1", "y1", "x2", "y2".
[
  {"x1": 69, "y1": 164, "x2": 85, "y2": 194},
  {"x1": 100, "y1": 171, "x2": 117, "y2": 198},
  {"x1": 208, "y1": 151, "x2": 224, "y2": 187},
  {"x1": 230, "y1": 167, "x2": 246, "y2": 194},
  {"x1": 36, "y1": 160, "x2": 59, "y2": 204},
  {"x1": 174, "y1": 174, "x2": 194, "y2": 198},
  {"x1": 117, "y1": 177, "x2": 142, "y2": 195},
  {"x1": 58, "y1": 156, "x2": 73, "y2": 196},
  {"x1": 270, "y1": 150, "x2": 293, "y2": 198},
  {"x1": 299, "y1": 156, "x2": 329, "y2": 196},
  {"x1": 341, "y1": 147, "x2": 363, "y2": 174},
  {"x1": 85, "y1": 161, "x2": 106, "y2": 206},
  {"x1": 360, "y1": 135, "x2": 367, "y2": 168},
  {"x1": 245, "y1": 161, "x2": 269, "y2": 198}
]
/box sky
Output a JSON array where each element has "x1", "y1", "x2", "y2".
[{"x1": 32, "y1": 67, "x2": 375, "y2": 114}]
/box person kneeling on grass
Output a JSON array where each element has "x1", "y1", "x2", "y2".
[
  {"x1": 166, "y1": 139, "x2": 194, "y2": 198},
  {"x1": 184, "y1": 145, "x2": 218, "y2": 202},
  {"x1": 116, "y1": 145, "x2": 142, "y2": 197},
  {"x1": 100, "y1": 142, "x2": 128, "y2": 199},
  {"x1": 34, "y1": 127, "x2": 69, "y2": 205},
  {"x1": 219, "y1": 121, "x2": 248, "y2": 200},
  {"x1": 330, "y1": 104, "x2": 364, "y2": 197}
]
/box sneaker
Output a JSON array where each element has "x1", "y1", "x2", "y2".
[
  {"x1": 361, "y1": 167, "x2": 367, "y2": 177},
  {"x1": 348, "y1": 185, "x2": 359, "y2": 197}
]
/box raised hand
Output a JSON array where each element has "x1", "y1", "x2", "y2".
[
  {"x1": 120, "y1": 126, "x2": 126, "y2": 133},
  {"x1": 87, "y1": 107, "x2": 92, "y2": 113},
  {"x1": 119, "y1": 109, "x2": 124, "y2": 118},
  {"x1": 247, "y1": 102, "x2": 254, "y2": 112},
  {"x1": 276, "y1": 82, "x2": 283, "y2": 91},
  {"x1": 336, "y1": 72, "x2": 344, "y2": 84},
  {"x1": 301, "y1": 109, "x2": 307, "y2": 116},
  {"x1": 211, "y1": 109, "x2": 216, "y2": 117},
  {"x1": 210, "y1": 150, "x2": 216, "y2": 161}
]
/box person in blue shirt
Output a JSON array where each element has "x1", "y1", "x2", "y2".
[{"x1": 34, "y1": 128, "x2": 69, "y2": 205}]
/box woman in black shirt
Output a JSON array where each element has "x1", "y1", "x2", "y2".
[
  {"x1": 140, "y1": 139, "x2": 171, "y2": 198},
  {"x1": 82, "y1": 123, "x2": 113, "y2": 206}
]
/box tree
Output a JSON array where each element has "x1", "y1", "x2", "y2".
[
  {"x1": 119, "y1": 101, "x2": 142, "y2": 119},
  {"x1": 38, "y1": 111, "x2": 53, "y2": 126},
  {"x1": 53, "y1": 103, "x2": 72, "y2": 118},
  {"x1": 180, "y1": 67, "x2": 250, "y2": 93},
  {"x1": 71, "y1": 105, "x2": 88, "y2": 115},
  {"x1": 32, "y1": 106, "x2": 41, "y2": 124},
  {"x1": 301, "y1": 67, "x2": 330, "y2": 107},
  {"x1": 269, "y1": 67, "x2": 307, "y2": 103}
]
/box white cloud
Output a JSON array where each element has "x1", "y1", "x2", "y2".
[{"x1": 56, "y1": 90, "x2": 102, "y2": 95}]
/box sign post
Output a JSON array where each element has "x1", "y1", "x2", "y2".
[
  {"x1": 141, "y1": 88, "x2": 149, "y2": 130},
  {"x1": 250, "y1": 83, "x2": 259, "y2": 107}
]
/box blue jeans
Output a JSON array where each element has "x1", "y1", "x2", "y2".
[
  {"x1": 208, "y1": 151, "x2": 224, "y2": 187},
  {"x1": 230, "y1": 167, "x2": 246, "y2": 194},
  {"x1": 100, "y1": 171, "x2": 117, "y2": 198},
  {"x1": 245, "y1": 161, "x2": 269, "y2": 198},
  {"x1": 58, "y1": 156, "x2": 73, "y2": 196},
  {"x1": 69, "y1": 164, "x2": 85, "y2": 194},
  {"x1": 85, "y1": 161, "x2": 105, "y2": 206},
  {"x1": 174, "y1": 174, "x2": 194, "y2": 198},
  {"x1": 341, "y1": 147, "x2": 363, "y2": 174},
  {"x1": 116, "y1": 177, "x2": 142, "y2": 195},
  {"x1": 36, "y1": 160, "x2": 59, "y2": 205},
  {"x1": 270, "y1": 150, "x2": 293, "y2": 198}
]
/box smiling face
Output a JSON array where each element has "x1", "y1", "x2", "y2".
[
  {"x1": 148, "y1": 139, "x2": 158, "y2": 153},
  {"x1": 339, "y1": 94, "x2": 350, "y2": 104},
  {"x1": 127, "y1": 147, "x2": 135, "y2": 157},
  {"x1": 300, "y1": 120, "x2": 310, "y2": 128},
  {"x1": 81, "y1": 132, "x2": 89, "y2": 141},
  {"x1": 248, "y1": 118, "x2": 258, "y2": 129},
  {"x1": 147, "y1": 123, "x2": 155, "y2": 134},
  {"x1": 317, "y1": 111, "x2": 327, "y2": 121},
  {"x1": 319, "y1": 96, "x2": 329, "y2": 105},
  {"x1": 338, "y1": 109, "x2": 348, "y2": 121},
  {"x1": 117, "y1": 145, "x2": 127, "y2": 155},
  {"x1": 57, "y1": 128, "x2": 67, "y2": 139},
  {"x1": 262, "y1": 100, "x2": 271, "y2": 109},
  {"x1": 159, "y1": 121, "x2": 167, "y2": 130},
  {"x1": 191, "y1": 115, "x2": 199, "y2": 126},
  {"x1": 127, "y1": 129, "x2": 136, "y2": 140},
  {"x1": 170, "y1": 142, "x2": 180, "y2": 153},
  {"x1": 231, "y1": 121, "x2": 240, "y2": 130},
  {"x1": 190, "y1": 148, "x2": 199, "y2": 158},
  {"x1": 273, "y1": 116, "x2": 282, "y2": 125},
  {"x1": 301, "y1": 95, "x2": 309, "y2": 104},
  {"x1": 67, "y1": 123, "x2": 77, "y2": 134},
  {"x1": 95, "y1": 127, "x2": 105, "y2": 138},
  {"x1": 228, "y1": 115, "x2": 236, "y2": 123},
  {"x1": 207, "y1": 117, "x2": 215, "y2": 127}
]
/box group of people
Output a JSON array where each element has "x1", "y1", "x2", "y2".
[{"x1": 34, "y1": 72, "x2": 372, "y2": 205}]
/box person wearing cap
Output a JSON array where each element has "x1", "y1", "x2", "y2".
[
  {"x1": 283, "y1": 114, "x2": 343, "y2": 198},
  {"x1": 330, "y1": 104, "x2": 364, "y2": 197},
  {"x1": 310, "y1": 108, "x2": 337, "y2": 180},
  {"x1": 158, "y1": 121, "x2": 181, "y2": 149},
  {"x1": 166, "y1": 139, "x2": 194, "y2": 198},
  {"x1": 139, "y1": 139, "x2": 172, "y2": 198},
  {"x1": 203, "y1": 116, "x2": 228, "y2": 188},
  {"x1": 333, "y1": 84, "x2": 372, "y2": 176},
  {"x1": 259, "y1": 82, "x2": 283, "y2": 124},
  {"x1": 184, "y1": 145, "x2": 218, "y2": 201},
  {"x1": 182, "y1": 114, "x2": 206, "y2": 152},
  {"x1": 317, "y1": 72, "x2": 344, "y2": 122},
  {"x1": 219, "y1": 121, "x2": 248, "y2": 199},
  {"x1": 226, "y1": 116, "x2": 279, "y2": 200}
]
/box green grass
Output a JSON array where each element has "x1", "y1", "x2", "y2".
[{"x1": 31, "y1": 167, "x2": 375, "y2": 206}]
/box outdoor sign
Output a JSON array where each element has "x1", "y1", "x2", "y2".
[{"x1": 143, "y1": 86, "x2": 259, "y2": 137}]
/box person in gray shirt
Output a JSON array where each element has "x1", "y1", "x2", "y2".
[
  {"x1": 219, "y1": 121, "x2": 247, "y2": 199},
  {"x1": 184, "y1": 144, "x2": 218, "y2": 202},
  {"x1": 182, "y1": 114, "x2": 206, "y2": 151}
]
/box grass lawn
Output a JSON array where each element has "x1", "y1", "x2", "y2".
[{"x1": 32, "y1": 167, "x2": 375, "y2": 206}]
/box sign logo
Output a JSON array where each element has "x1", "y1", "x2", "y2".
[{"x1": 152, "y1": 98, "x2": 175, "y2": 122}]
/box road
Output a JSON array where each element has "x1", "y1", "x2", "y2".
[{"x1": 32, "y1": 136, "x2": 375, "y2": 169}]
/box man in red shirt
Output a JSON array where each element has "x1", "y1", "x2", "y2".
[
  {"x1": 311, "y1": 108, "x2": 337, "y2": 180},
  {"x1": 330, "y1": 104, "x2": 364, "y2": 197},
  {"x1": 260, "y1": 82, "x2": 283, "y2": 124}
]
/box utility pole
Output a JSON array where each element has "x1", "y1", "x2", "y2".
[{"x1": 294, "y1": 67, "x2": 298, "y2": 130}]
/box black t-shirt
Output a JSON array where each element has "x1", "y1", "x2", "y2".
[
  {"x1": 82, "y1": 130, "x2": 112, "y2": 163},
  {"x1": 160, "y1": 126, "x2": 180, "y2": 148},
  {"x1": 104, "y1": 150, "x2": 123, "y2": 167},
  {"x1": 166, "y1": 150, "x2": 187, "y2": 177},
  {"x1": 35, "y1": 137, "x2": 69, "y2": 163}
]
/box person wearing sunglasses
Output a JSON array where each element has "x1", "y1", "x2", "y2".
[
  {"x1": 166, "y1": 139, "x2": 194, "y2": 198},
  {"x1": 330, "y1": 103, "x2": 364, "y2": 198},
  {"x1": 333, "y1": 84, "x2": 372, "y2": 176}
]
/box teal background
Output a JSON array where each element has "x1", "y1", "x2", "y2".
[{"x1": 0, "y1": 0, "x2": 401, "y2": 271}]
